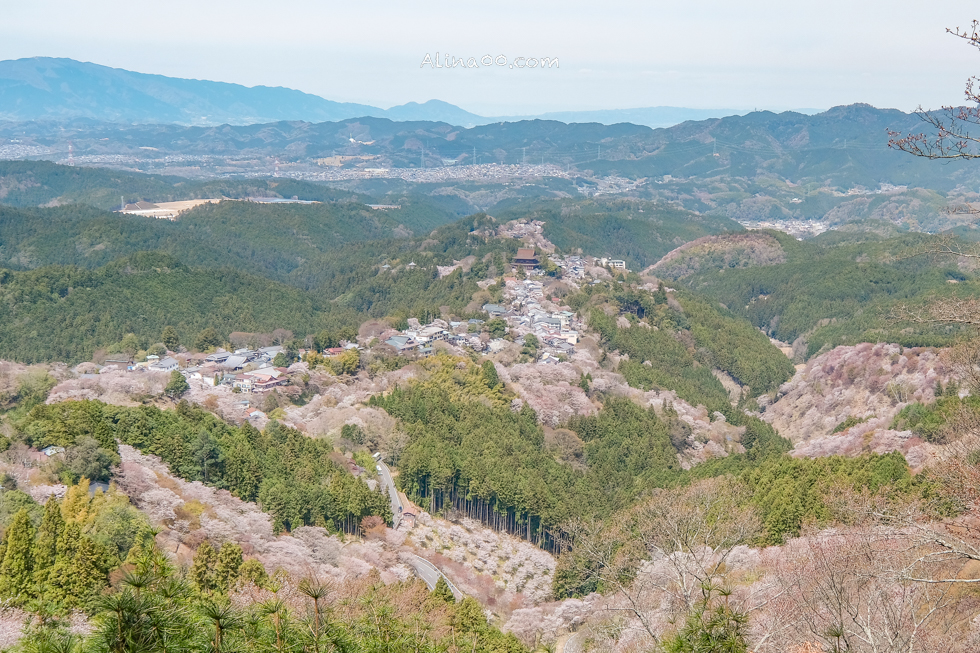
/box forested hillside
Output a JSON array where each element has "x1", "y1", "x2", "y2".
[
  {"x1": 22, "y1": 399, "x2": 393, "y2": 533},
  {"x1": 568, "y1": 280, "x2": 795, "y2": 411},
  {"x1": 669, "y1": 231, "x2": 975, "y2": 357},
  {"x1": 0, "y1": 199, "x2": 460, "y2": 272},
  {"x1": 493, "y1": 198, "x2": 741, "y2": 269},
  {"x1": 0, "y1": 235, "x2": 508, "y2": 364},
  {"x1": 364, "y1": 354, "x2": 914, "y2": 568},
  {"x1": 0, "y1": 386, "x2": 524, "y2": 653},
  {"x1": 0, "y1": 160, "x2": 366, "y2": 209},
  {"x1": 0, "y1": 253, "x2": 322, "y2": 363}
]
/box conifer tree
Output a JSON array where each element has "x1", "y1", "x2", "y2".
[
  {"x1": 661, "y1": 584, "x2": 749, "y2": 653},
  {"x1": 125, "y1": 525, "x2": 157, "y2": 568},
  {"x1": 0, "y1": 509, "x2": 36, "y2": 601},
  {"x1": 192, "y1": 541, "x2": 218, "y2": 593},
  {"x1": 61, "y1": 479, "x2": 91, "y2": 523},
  {"x1": 452, "y1": 597, "x2": 487, "y2": 634},
  {"x1": 53, "y1": 521, "x2": 82, "y2": 565},
  {"x1": 195, "y1": 327, "x2": 222, "y2": 352},
  {"x1": 161, "y1": 326, "x2": 180, "y2": 351},
  {"x1": 482, "y1": 359, "x2": 500, "y2": 389},
  {"x1": 432, "y1": 576, "x2": 455, "y2": 604},
  {"x1": 93, "y1": 418, "x2": 115, "y2": 450},
  {"x1": 64, "y1": 537, "x2": 110, "y2": 606},
  {"x1": 165, "y1": 370, "x2": 190, "y2": 400},
  {"x1": 214, "y1": 542, "x2": 243, "y2": 593},
  {"x1": 33, "y1": 498, "x2": 65, "y2": 583},
  {"x1": 48, "y1": 521, "x2": 110, "y2": 607},
  {"x1": 239, "y1": 559, "x2": 268, "y2": 588}
]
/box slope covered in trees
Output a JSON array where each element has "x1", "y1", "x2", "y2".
[
  {"x1": 493, "y1": 197, "x2": 741, "y2": 269},
  {"x1": 0, "y1": 372, "x2": 528, "y2": 651},
  {"x1": 359, "y1": 352, "x2": 916, "y2": 577},
  {"x1": 0, "y1": 252, "x2": 323, "y2": 364},
  {"x1": 0, "y1": 212, "x2": 528, "y2": 363},
  {"x1": 20, "y1": 399, "x2": 392, "y2": 534},
  {"x1": 573, "y1": 281, "x2": 795, "y2": 413},
  {"x1": 0, "y1": 197, "x2": 462, "y2": 278},
  {"x1": 0, "y1": 160, "x2": 364, "y2": 209},
  {"x1": 671, "y1": 232, "x2": 976, "y2": 357}
]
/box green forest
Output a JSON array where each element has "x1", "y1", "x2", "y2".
[
  {"x1": 0, "y1": 377, "x2": 524, "y2": 653},
  {"x1": 368, "y1": 354, "x2": 908, "y2": 561},
  {"x1": 576, "y1": 282, "x2": 795, "y2": 413},
  {"x1": 0, "y1": 483, "x2": 522, "y2": 653},
  {"x1": 20, "y1": 399, "x2": 392, "y2": 534},
  {"x1": 0, "y1": 160, "x2": 365, "y2": 210},
  {"x1": 0, "y1": 252, "x2": 322, "y2": 364},
  {"x1": 493, "y1": 197, "x2": 741, "y2": 269},
  {"x1": 0, "y1": 211, "x2": 526, "y2": 363},
  {"x1": 0, "y1": 199, "x2": 463, "y2": 284},
  {"x1": 678, "y1": 232, "x2": 975, "y2": 357}
]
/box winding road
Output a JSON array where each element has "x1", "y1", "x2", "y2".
[
  {"x1": 375, "y1": 457, "x2": 403, "y2": 530},
  {"x1": 407, "y1": 555, "x2": 464, "y2": 601},
  {"x1": 375, "y1": 454, "x2": 462, "y2": 600}
]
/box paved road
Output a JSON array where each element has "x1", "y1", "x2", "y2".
[
  {"x1": 561, "y1": 631, "x2": 583, "y2": 653},
  {"x1": 374, "y1": 458, "x2": 460, "y2": 601},
  {"x1": 408, "y1": 555, "x2": 464, "y2": 601},
  {"x1": 375, "y1": 458, "x2": 403, "y2": 529}
]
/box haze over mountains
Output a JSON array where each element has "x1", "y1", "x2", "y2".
[
  {"x1": 0, "y1": 57, "x2": 751, "y2": 128},
  {"x1": 3, "y1": 101, "x2": 969, "y2": 192}
]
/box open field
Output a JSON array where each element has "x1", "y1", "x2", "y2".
[{"x1": 120, "y1": 198, "x2": 221, "y2": 218}]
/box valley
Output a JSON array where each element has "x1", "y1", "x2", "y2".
[
  {"x1": 6, "y1": 1, "x2": 980, "y2": 648},
  {"x1": 0, "y1": 93, "x2": 979, "y2": 651},
  {"x1": 0, "y1": 150, "x2": 980, "y2": 652}
]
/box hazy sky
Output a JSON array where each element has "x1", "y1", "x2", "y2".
[{"x1": 1, "y1": 0, "x2": 976, "y2": 115}]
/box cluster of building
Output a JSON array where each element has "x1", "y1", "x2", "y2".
[
  {"x1": 187, "y1": 346, "x2": 289, "y2": 392},
  {"x1": 377, "y1": 272, "x2": 584, "y2": 363},
  {"x1": 553, "y1": 255, "x2": 587, "y2": 279},
  {"x1": 106, "y1": 346, "x2": 294, "y2": 394},
  {"x1": 383, "y1": 318, "x2": 491, "y2": 355},
  {"x1": 0, "y1": 142, "x2": 51, "y2": 158},
  {"x1": 291, "y1": 162, "x2": 572, "y2": 184},
  {"x1": 738, "y1": 219, "x2": 829, "y2": 239},
  {"x1": 104, "y1": 354, "x2": 179, "y2": 373},
  {"x1": 577, "y1": 175, "x2": 647, "y2": 196},
  {"x1": 495, "y1": 278, "x2": 581, "y2": 360},
  {"x1": 374, "y1": 240, "x2": 634, "y2": 363},
  {"x1": 597, "y1": 257, "x2": 627, "y2": 270}
]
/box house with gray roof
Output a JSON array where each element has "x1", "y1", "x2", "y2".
[
  {"x1": 149, "y1": 357, "x2": 179, "y2": 373},
  {"x1": 385, "y1": 335, "x2": 417, "y2": 352}
]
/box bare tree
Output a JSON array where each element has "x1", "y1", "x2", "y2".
[
  {"x1": 889, "y1": 21, "x2": 980, "y2": 216},
  {"x1": 774, "y1": 528, "x2": 958, "y2": 653},
  {"x1": 830, "y1": 439, "x2": 980, "y2": 585},
  {"x1": 561, "y1": 477, "x2": 762, "y2": 645},
  {"x1": 628, "y1": 476, "x2": 761, "y2": 610},
  {"x1": 890, "y1": 296, "x2": 980, "y2": 329},
  {"x1": 942, "y1": 339, "x2": 980, "y2": 396},
  {"x1": 889, "y1": 22, "x2": 980, "y2": 162},
  {"x1": 888, "y1": 233, "x2": 980, "y2": 329}
]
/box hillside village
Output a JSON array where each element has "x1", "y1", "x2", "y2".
[{"x1": 89, "y1": 226, "x2": 629, "y2": 423}]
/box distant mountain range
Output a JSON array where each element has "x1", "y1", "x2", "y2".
[
  {"x1": 0, "y1": 57, "x2": 754, "y2": 128},
  {"x1": 3, "y1": 101, "x2": 974, "y2": 195}
]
